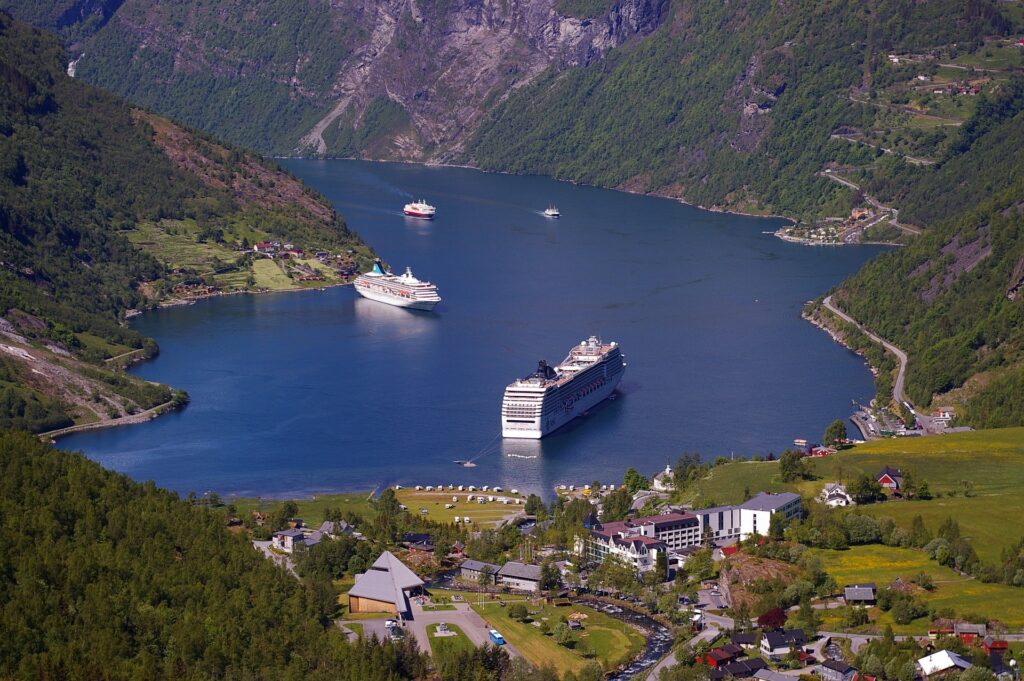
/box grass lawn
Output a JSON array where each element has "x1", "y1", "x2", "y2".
[
  {"x1": 422, "y1": 604, "x2": 457, "y2": 611},
  {"x1": 427, "y1": 623, "x2": 475, "y2": 664},
  {"x1": 689, "y1": 428, "x2": 1024, "y2": 562},
  {"x1": 396, "y1": 488, "x2": 525, "y2": 527},
  {"x1": 343, "y1": 622, "x2": 364, "y2": 637},
  {"x1": 429, "y1": 589, "x2": 532, "y2": 604},
  {"x1": 229, "y1": 491, "x2": 375, "y2": 527},
  {"x1": 74, "y1": 332, "x2": 133, "y2": 359},
  {"x1": 471, "y1": 602, "x2": 644, "y2": 675},
  {"x1": 816, "y1": 545, "x2": 1024, "y2": 631},
  {"x1": 252, "y1": 258, "x2": 297, "y2": 290}
]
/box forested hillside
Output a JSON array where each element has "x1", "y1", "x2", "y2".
[
  {"x1": 834, "y1": 79, "x2": 1024, "y2": 427},
  {"x1": 466, "y1": 0, "x2": 1016, "y2": 216},
  {"x1": 0, "y1": 12, "x2": 371, "y2": 432},
  {"x1": 0, "y1": 430, "x2": 432, "y2": 679}
]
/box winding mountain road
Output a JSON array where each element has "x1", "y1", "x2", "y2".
[{"x1": 822, "y1": 295, "x2": 910, "y2": 408}]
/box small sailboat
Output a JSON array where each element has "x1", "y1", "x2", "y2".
[{"x1": 543, "y1": 204, "x2": 560, "y2": 218}]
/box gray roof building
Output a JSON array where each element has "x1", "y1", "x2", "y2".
[
  {"x1": 461, "y1": 559, "x2": 501, "y2": 573},
  {"x1": 740, "y1": 492, "x2": 801, "y2": 512},
  {"x1": 347, "y1": 551, "x2": 424, "y2": 614},
  {"x1": 754, "y1": 670, "x2": 796, "y2": 681},
  {"x1": 498, "y1": 561, "x2": 542, "y2": 582},
  {"x1": 843, "y1": 583, "x2": 877, "y2": 603}
]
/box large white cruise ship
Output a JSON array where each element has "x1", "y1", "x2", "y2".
[
  {"x1": 353, "y1": 259, "x2": 441, "y2": 311},
  {"x1": 501, "y1": 336, "x2": 625, "y2": 439}
]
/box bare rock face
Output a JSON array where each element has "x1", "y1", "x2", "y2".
[{"x1": 299, "y1": 0, "x2": 670, "y2": 158}]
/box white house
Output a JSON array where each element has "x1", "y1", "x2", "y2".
[
  {"x1": 652, "y1": 465, "x2": 675, "y2": 492},
  {"x1": 739, "y1": 492, "x2": 802, "y2": 539},
  {"x1": 820, "y1": 482, "x2": 854, "y2": 508},
  {"x1": 761, "y1": 629, "x2": 807, "y2": 657},
  {"x1": 918, "y1": 650, "x2": 973, "y2": 678},
  {"x1": 497, "y1": 561, "x2": 543, "y2": 592}
]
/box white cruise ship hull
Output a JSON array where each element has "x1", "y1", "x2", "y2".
[
  {"x1": 355, "y1": 285, "x2": 438, "y2": 311},
  {"x1": 501, "y1": 341, "x2": 625, "y2": 439}
]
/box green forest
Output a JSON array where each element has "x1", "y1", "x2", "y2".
[
  {"x1": 836, "y1": 79, "x2": 1024, "y2": 425},
  {"x1": 0, "y1": 12, "x2": 370, "y2": 432},
  {"x1": 0, "y1": 430, "x2": 435, "y2": 679}
]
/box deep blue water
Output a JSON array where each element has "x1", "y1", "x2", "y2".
[{"x1": 60, "y1": 160, "x2": 887, "y2": 498}]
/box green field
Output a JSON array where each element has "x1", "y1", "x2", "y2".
[
  {"x1": 229, "y1": 491, "x2": 376, "y2": 527},
  {"x1": 252, "y1": 258, "x2": 296, "y2": 290},
  {"x1": 74, "y1": 332, "x2": 134, "y2": 359},
  {"x1": 689, "y1": 428, "x2": 1024, "y2": 562},
  {"x1": 817, "y1": 545, "x2": 1024, "y2": 631},
  {"x1": 429, "y1": 589, "x2": 532, "y2": 604},
  {"x1": 427, "y1": 623, "x2": 475, "y2": 664},
  {"x1": 396, "y1": 488, "x2": 525, "y2": 527},
  {"x1": 471, "y1": 602, "x2": 644, "y2": 675},
  {"x1": 128, "y1": 221, "x2": 238, "y2": 272}
]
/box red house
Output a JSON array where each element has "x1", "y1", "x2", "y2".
[
  {"x1": 704, "y1": 644, "x2": 744, "y2": 667},
  {"x1": 877, "y1": 466, "x2": 903, "y2": 491},
  {"x1": 982, "y1": 637, "x2": 1008, "y2": 654}
]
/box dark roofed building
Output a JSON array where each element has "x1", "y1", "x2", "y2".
[
  {"x1": 710, "y1": 658, "x2": 767, "y2": 680},
  {"x1": 761, "y1": 629, "x2": 807, "y2": 656},
  {"x1": 819, "y1": 659, "x2": 858, "y2": 681},
  {"x1": 460, "y1": 559, "x2": 501, "y2": 585},
  {"x1": 844, "y1": 583, "x2": 877, "y2": 604},
  {"x1": 732, "y1": 632, "x2": 759, "y2": 648}
]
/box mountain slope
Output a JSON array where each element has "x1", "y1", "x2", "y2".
[
  {"x1": 833, "y1": 79, "x2": 1024, "y2": 427},
  {"x1": 0, "y1": 429, "x2": 431, "y2": 680},
  {"x1": 0, "y1": 12, "x2": 371, "y2": 432},
  {"x1": 7, "y1": 0, "x2": 669, "y2": 156}
]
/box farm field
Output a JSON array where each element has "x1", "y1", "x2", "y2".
[
  {"x1": 689, "y1": 428, "x2": 1024, "y2": 562},
  {"x1": 471, "y1": 602, "x2": 644, "y2": 675},
  {"x1": 127, "y1": 220, "x2": 239, "y2": 272},
  {"x1": 251, "y1": 258, "x2": 296, "y2": 290},
  {"x1": 817, "y1": 545, "x2": 1024, "y2": 632},
  {"x1": 395, "y1": 487, "x2": 526, "y2": 527}
]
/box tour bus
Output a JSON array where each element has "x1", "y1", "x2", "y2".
[{"x1": 488, "y1": 629, "x2": 506, "y2": 645}]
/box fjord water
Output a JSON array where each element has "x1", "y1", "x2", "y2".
[{"x1": 61, "y1": 160, "x2": 887, "y2": 497}]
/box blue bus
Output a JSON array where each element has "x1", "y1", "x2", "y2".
[{"x1": 488, "y1": 629, "x2": 506, "y2": 645}]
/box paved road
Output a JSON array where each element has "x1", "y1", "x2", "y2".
[
  {"x1": 41, "y1": 399, "x2": 175, "y2": 441},
  {"x1": 822, "y1": 295, "x2": 910, "y2": 408},
  {"x1": 252, "y1": 540, "x2": 298, "y2": 577}
]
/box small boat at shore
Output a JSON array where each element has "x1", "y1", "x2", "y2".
[
  {"x1": 404, "y1": 199, "x2": 436, "y2": 219},
  {"x1": 543, "y1": 205, "x2": 560, "y2": 218}
]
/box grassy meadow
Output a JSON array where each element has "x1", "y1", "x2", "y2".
[
  {"x1": 689, "y1": 428, "x2": 1024, "y2": 562},
  {"x1": 471, "y1": 602, "x2": 644, "y2": 676},
  {"x1": 817, "y1": 545, "x2": 1024, "y2": 631},
  {"x1": 396, "y1": 488, "x2": 526, "y2": 527}
]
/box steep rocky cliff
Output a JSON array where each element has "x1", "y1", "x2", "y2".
[{"x1": 40, "y1": 0, "x2": 667, "y2": 156}]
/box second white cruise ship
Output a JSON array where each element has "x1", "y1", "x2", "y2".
[
  {"x1": 501, "y1": 336, "x2": 625, "y2": 439},
  {"x1": 354, "y1": 259, "x2": 441, "y2": 310}
]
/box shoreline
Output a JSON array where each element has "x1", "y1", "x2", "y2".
[
  {"x1": 45, "y1": 281, "x2": 356, "y2": 440},
  {"x1": 274, "y1": 155, "x2": 799, "y2": 223}
]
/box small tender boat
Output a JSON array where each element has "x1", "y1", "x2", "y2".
[
  {"x1": 404, "y1": 199, "x2": 436, "y2": 219},
  {"x1": 543, "y1": 205, "x2": 560, "y2": 218}
]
